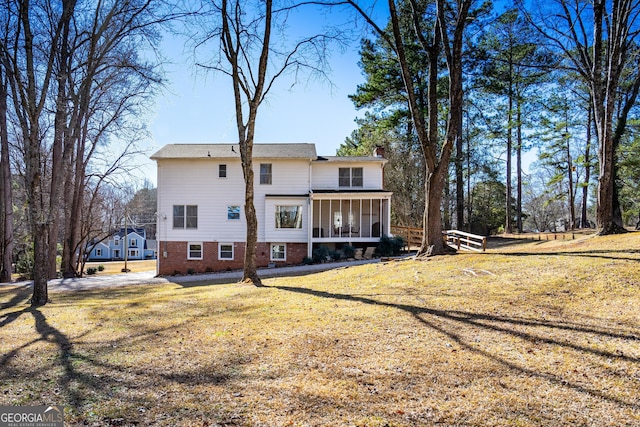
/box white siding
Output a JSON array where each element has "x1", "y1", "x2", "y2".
[
  {"x1": 157, "y1": 158, "x2": 246, "y2": 242},
  {"x1": 253, "y1": 159, "x2": 310, "y2": 241},
  {"x1": 264, "y1": 197, "x2": 309, "y2": 243},
  {"x1": 157, "y1": 158, "x2": 311, "y2": 243},
  {"x1": 311, "y1": 161, "x2": 384, "y2": 190}
]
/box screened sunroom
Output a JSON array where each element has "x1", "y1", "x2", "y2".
[{"x1": 310, "y1": 191, "x2": 392, "y2": 244}]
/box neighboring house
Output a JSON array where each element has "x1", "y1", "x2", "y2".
[
  {"x1": 86, "y1": 227, "x2": 157, "y2": 261},
  {"x1": 151, "y1": 143, "x2": 392, "y2": 275}
]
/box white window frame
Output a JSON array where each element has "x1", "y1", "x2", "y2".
[
  {"x1": 338, "y1": 167, "x2": 363, "y2": 188},
  {"x1": 270, "y1": 243, "x2": 286, "y2": 261},
  {"x1": 218, "y1": 243, "x2": 234, "y2": 260},
  {"x1": 275, "y1": 205, "x2": 303, "y2": 229},
  {"x1": 227, "y1": 206, "x2": 241, "y2": 220},
  {"x1": 187, "y1": 242, "x2": 203, "y2": 260},
  {"x1": 260, "y1": 163, "x2": 272, "y2": 185},
  {"x1": 96, "y1": 248, "x2": 102, "y2": 257},
  {"x1": 173, "y1": 205, "x2": 198, "y2": 229},
  {"x1": 219, "y1": 164, "x2": 227, "y2": 178},
  {"x1": 128, "y1": 249, "x2": 139, "y2": 258}
]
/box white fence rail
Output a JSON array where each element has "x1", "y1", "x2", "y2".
[{"x1": 442, "y1": 230, "x2": 487, "y2": 252}]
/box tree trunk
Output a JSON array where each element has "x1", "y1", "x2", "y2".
[
  {"x1": 566, "y1": 131, "x2": 575, "y2": 230},
  {"x1": 239, "y1": 136, "x2": 261, "y2": 285},
  {"x1": 19, "y1": 4, "x2": 50, "y2": 306},
  {"x1": 443, "y1": 177, "x2": 451, "y2": 230},
  {"x1": 455, "y1": 116, "x2": 464, "y2": 230},
  {"x1": 516, "y1": 102, "x2": 523, "y2": 233},
  {"x1": 27, "y1": 132, "x2": 49, "y2": 306},
  {"x1": 506, "y1": 97, "x2": 513, "y2": 234},
  {"x1": 592, "y1": 0, "x2": 627, "y2": 235},
  {"x1": 47, "y1": 47, "x2": 70, "y2": 280},
  {"x1": 0, "y1": 69, "x2": 13, "y2": 283},
  {"x1": 420, "y1": 169, "x2": 448, "y2": 254},
  {"x1": 62, "y1": 137, "x2": 85, "y2": 278},
  {"x1": 221, "y1": 0, "x2": 272, "y2": 286},
  {"x1": 581, "y1": 104, "x2": 592, "y2": 227}
]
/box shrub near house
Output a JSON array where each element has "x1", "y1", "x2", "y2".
[{"x1": 151, "y1": 143, "x2": 393, "y2": 275}]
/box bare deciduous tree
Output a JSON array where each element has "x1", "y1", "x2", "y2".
[
  {"x1": 193, "y1": 0, "x2": 345, "y2": 284},
  {"x1": 0, "y1": 0, "x2": 77, "y2": 305},
  {"x1": 0, "y1": 0, "x2": 168, "y2": 304},
  {"x1": 60, "y1": 0, "x2": 164, "y2": 278},
  {"x1": 0, "y1": 53, "x2": 12, "y2": 283}
]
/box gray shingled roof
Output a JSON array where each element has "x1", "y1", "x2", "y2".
[
  {"x1": 151, "y1": 143, "x2": 317, "y2": 160},
  {"x1": 314, "y1": 155, "x2": 386, "y2": 163}
]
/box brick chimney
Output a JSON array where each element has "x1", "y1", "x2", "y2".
[{"x1": 373, "y1": 145, "x2": 385, "y2": 158}]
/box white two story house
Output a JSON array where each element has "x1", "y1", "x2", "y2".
[{"x1": 151, "y1": 143, "x2": 392, "y2": 275}]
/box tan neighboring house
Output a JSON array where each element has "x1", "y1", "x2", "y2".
[{"x1": 151, "y1": 143, "x2": 392, "y2": 275}]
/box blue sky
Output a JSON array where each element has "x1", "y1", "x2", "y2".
[
  {"x1": 136, "y1": 3, "x2": 382, "y2": 185},
  {"x1": 148, "y1": 40, "x2": 365, "y2": 153}
]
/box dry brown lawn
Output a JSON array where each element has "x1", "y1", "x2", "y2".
[
  {"x1": 84, "y1": 259, "x2": 157, "y2": 274},
  {"x1": 1, "y1": 233, "x2": 639, "y2": 426}
]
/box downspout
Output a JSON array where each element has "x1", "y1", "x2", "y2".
[
  {"x1": 308, "y1": 159, "x2": 313, "y2": 258},
  {"x1": 156, "y1": 161, "x2": 162, "y2": 276}
]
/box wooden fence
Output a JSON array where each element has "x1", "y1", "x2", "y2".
[
  {"x1": 390, "y1": 226, "x2": 423, "y2": 251},
  {"x1": 391, "y1": 226, "x2": 487, "y2": 252}
]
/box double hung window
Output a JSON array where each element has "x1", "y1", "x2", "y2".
[
  {"x1": 339, "y1": 168, "x2": 363, "y2": 187},
  {"x1": 260, "y1": 164, "x2": 272, "y2": 184},
  {"x1": 173, "y1": 205, "x2": 198, "y2": 229}
]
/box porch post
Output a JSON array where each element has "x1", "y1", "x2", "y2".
[
  {"x1": 308, "y1": 195, "x2": 313, "y2": 258},
  {"x1": 386, "y1": 196, "x2": 392, "y2": 237}
]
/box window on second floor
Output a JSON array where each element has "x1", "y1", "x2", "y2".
[
  {"x1": 339, "y1": 167, "x2": 363, "y2": 187},
  {"x1": 173, "y1": 205, "x2": 198, "y2": 229},
  {"x1": 219, "y1": 164, "x2": 227, "y2": 178},
  {"x1": 260, "y1": 163, "x2": 272, "y2": 184}
]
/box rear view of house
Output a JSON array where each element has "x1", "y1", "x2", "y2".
[{"x1": 151, "y1": 143, "x2": 392, "y2": 275}]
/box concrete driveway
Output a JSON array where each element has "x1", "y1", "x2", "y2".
[{"x1": 7, "y1": 258, "x2": 382, "y2": 292}]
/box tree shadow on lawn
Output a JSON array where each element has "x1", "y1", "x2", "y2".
[
  {"x1": 486, "y1": 248, "x2": 640, "y2": 263},
  {"x1": 0, "y1": 306, "x2": 95, "y2": 409},
  {"x1": 0, "y1": 284, "x2": 33, "y2": 310},
  {"x1": 0, "y1": 303, "x2": 248, "y2": 425},
  {"x1": 271, "y1": 284, "x2": 640, "y2": 411}
]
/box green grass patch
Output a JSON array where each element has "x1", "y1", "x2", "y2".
[{"x1": 1, "y1": 232, "x2": 639, "y2": 426}]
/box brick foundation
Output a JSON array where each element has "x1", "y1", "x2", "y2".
[{"x1": 157, "y1": 241, "x2": 308, "y2": 276}]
